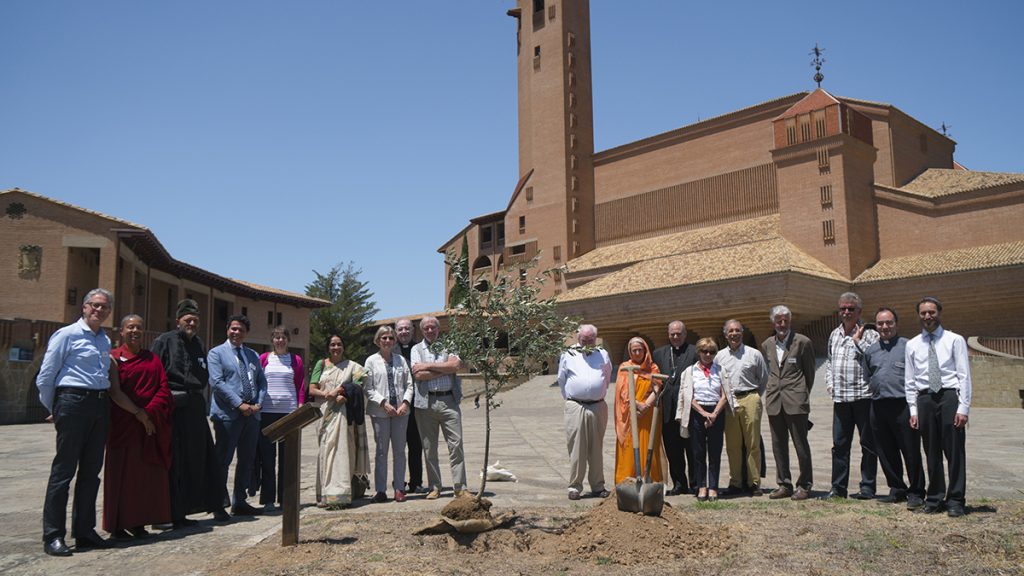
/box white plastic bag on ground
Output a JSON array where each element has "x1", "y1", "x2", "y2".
[{"x1": 481, "y1": 460, "x2": 518, "y2": 482}]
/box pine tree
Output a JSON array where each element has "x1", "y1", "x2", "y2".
[{"x1": 305, "y1": 262, "x2": 379, "y2": 364}]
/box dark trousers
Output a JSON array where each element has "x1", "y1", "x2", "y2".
[
  {"x1": 831, "y1": 398, "x2": 878, "y2": 496},
  {"x1": 257, "y1": 412, "x2": 287, "y2": 505},
  {"x1": 768, "y1": 411, "x2": 813, "y2": 490},
  {"x1": 918, "y1": 389, "x2": 967, "y2": 507},
  {"x1": 213, "y1": 414, "x2": 260, "y2": 505},
  {"x1": 689, "y1": 404, "x2": 725, "y2": 490},
  {"x1": 662, "y1": 417, "x2": 693, "y2": 492},
  {"x1": 43, "y1": 389, "x2": 110, "y2": 542},
  {"x1": 870, "y1": 398, "x2": 925, "y2": 497},
  {"x1": 407, "y1": 404, "x2": 423, "y2": 489},
  {"x1": 168, "y1": 394, "x2": 226, "y2": 519}
]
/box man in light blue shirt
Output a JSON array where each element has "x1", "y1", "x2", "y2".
[{"x1": 36, "y1": 288, "x2": 114, "y2": 556}]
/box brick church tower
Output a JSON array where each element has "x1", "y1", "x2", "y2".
[{"x1": 505, "y1": 0, "x2": 596, "y2": 296}]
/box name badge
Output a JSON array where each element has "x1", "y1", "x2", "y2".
[{"x1": 787, "y1": 358, "x2": 798, "y2": 364}]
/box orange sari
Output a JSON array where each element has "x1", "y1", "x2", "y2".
[{"x1": 614, "y1": 339, "x2": 665, "y2": 485}]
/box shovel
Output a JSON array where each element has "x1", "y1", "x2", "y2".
[
  {"x1": 640, "y1": 374, "x2": 669, "y2": 516},
  {"x1": 615, "y1": 364, "x2": 643, "y2": 513}
]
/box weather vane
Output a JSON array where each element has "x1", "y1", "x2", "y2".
[
  {"x1": 809, "y1": 43, "x2": 825, "y2": 88},
  {"x1": 940, "y1": 122, "x2": 952, "y2": 137}
]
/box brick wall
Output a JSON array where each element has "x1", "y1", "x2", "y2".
[{"x1": 969, "y1": 356, "x2": 1024, "y2": 409}]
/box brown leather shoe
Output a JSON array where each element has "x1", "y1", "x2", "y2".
[
  {"x1": 768, "y1": 487, "x2": 792, "y2": 500},
  {"x1": 791, "y1": 487, "x2": 810, "y2": 501}
]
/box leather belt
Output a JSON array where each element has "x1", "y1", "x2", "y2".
[
  {"x1": 734, "y1": 389, "x2": 759, "y2": 398},
  {"x1": 428, "y1": 390, "x2": 453, "y2": 397},
  {"x1": 569, "y1": 398, "x2": 603, "y2": 405},
  {"x1": 57, "y1": 387, "x2": 107, "y2": 399}
]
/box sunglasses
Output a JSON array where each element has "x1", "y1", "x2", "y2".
[{"x1": 380, "y1": 336, "x2": 395, "y2": 341}]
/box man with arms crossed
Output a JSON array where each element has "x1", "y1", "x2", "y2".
[{"x1": 411, "y1": 316, "x2": 468, "y2": 499}]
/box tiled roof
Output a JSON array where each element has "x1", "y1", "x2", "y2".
[
  {"x1": 2, "y1": 188, "x2": 147, "y2": 229},
  {"x1": 229, "y1": 278, "x2": 330, "y2": 306},
  {"x1": 567, "y1": 215, "x2": 780, "y2": 273},
  {"x1": 898, "y1": 169, "x2": 1024, "y2": 198},
  {"x1": 559, "y1": 237, "x2": 845, "y2": 302},
  {"x1": 775, "y1": 88, "x2": 841, "y2": 120},
  {"x1": 854, "y1": 242, "x2": 1024, "y2": 283}
]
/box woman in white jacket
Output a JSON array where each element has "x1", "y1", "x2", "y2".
[
  {"x1": 363, "y1": 326, "x2": 414, "y2": 503},
  {"x1": 676, "y1": 337, "x2": 733, "y2": 501}
]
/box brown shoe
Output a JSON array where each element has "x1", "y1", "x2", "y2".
[
  {"x1": 425, "y1": 487, "x2": 441, "y2": 500},
  {"x1": 768, "y1": 487, "x2": 792, "y2": 500},
  {"x1": 454, "y1": 489, "x2": 474, "y2": 498},
  {"x1": 791, "y1": 487, "x2": 810, "y2": 501}
]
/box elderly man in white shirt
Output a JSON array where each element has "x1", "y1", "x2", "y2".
[
  {"x1": 716, "y1": 319, "x2": 768, "y2": 496},
  {"x1": 557, "y1": 324, "x2": 612, "y2": 500}
]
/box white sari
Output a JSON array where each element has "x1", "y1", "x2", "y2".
[{"x1": 315, "y1": 359, "x2": 370, "y2": 507}]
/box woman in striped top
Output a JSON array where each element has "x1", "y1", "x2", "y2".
[{"x1": 256, "y1": 326, "x2": 306, "y2": 513}]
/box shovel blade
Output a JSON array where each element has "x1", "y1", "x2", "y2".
[
  {"x1": 615, "y1": 479, "x2": 642, "y2": 513},
  {"x1": 640, "y1": 481, "x2": 665, "y2": 516}
]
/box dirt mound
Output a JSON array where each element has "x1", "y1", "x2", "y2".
[
  {"x1": 442, "y1": 494, "x2": 493, "y2": 520},
  {"x1": 533, "y1": 496, "x2": 733, "y2": 565}
]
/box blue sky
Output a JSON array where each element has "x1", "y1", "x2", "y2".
[{"x1": 3, "y1": 1, "x2": 1021, "y2": 320}]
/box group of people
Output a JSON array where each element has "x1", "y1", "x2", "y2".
[
  {"x1": 557, "y1": 292, "x2": 971, "y2": 517},
  {"x1": 36, "y1": 290, "x2": 471, "y2": 557}
]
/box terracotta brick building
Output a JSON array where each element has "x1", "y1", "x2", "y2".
[
  {"x1": 438, "y1": 0, "x2": 1024, "y2": 362},
  {"x1": 0, "y1": 188, "x2": 329, "y2": 423}
]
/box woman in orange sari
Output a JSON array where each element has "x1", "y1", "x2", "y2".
[{"x1": 614, "y1": 337, "x2": 665, "y2": 485}]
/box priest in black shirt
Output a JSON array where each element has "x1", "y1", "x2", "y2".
[
  {"x1": 150, "y1": 299, "x2": 229, "y2": 526},
  {"x1": 651, "y1": 320, "x2": 698, "y2": 495}
]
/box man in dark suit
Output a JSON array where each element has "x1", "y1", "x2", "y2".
[
  {"x1": 208, "y1": 314, "x2": 268, "y2": 516},
  {"x1": 651, "y1": 320, "x2": 697, "y2": 495},
  {"x1": 760, "y1": 305, "x2": 817, "y2": 501}
]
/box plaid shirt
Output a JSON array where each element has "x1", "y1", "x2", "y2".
[{"x1": 825, "y1": 324, "x2": 879, "y2": 403}]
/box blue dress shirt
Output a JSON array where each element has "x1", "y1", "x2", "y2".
[{"x1": 35, "y1": 318, "x2": 111, "y2": 413}]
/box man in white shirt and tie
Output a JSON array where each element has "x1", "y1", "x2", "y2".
[{"x1": 904, "y1": 297, "x2": 971, "y2": 517}]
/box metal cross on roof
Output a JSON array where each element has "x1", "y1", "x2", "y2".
[{"x1": 809, "y1": 43, "x2": 826, "y2": 88}]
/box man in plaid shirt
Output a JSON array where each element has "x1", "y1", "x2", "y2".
[{"x1": 823, "y1": 292, "x2": 880, "y2": 500}]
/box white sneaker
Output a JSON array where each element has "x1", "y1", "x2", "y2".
[{"x1": 568, "y1": 489, "x2": 581, "y2": 501}]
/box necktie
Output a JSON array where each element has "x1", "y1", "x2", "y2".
[
  {"x1": 927, "y1": 334, "x2": 942, "y2": 393},
  {"x1": 236, "y1": 348, "x2": 254, "y2": 402}
]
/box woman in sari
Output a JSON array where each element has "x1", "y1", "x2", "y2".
[
  {"x1": 614, "y1": 337, "x2": 664, "y2": 485},
  {"x1": 103, "y1": 315, "x2": 173, "y2": 538},
  {"x1": 309, "y1": 335, "x2": 369, "y2": 509}
]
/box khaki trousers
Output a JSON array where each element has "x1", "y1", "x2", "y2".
[
  {"x1": 725, "y1": 392, "x2": 763, "y2": 490},
  {"x1": 416, "y1": 395, "x2": 467, "y2": 491},
  {"x1": 564, "y1": 399, "x2": 608, "y2": 493}
]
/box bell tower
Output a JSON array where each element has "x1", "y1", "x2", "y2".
[{"x1": 506, "y1": 0, "x2": 595, "y2": 295}]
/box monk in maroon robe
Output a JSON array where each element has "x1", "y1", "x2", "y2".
[{"x1": 103, "y1": 315, "x2": 173, "y2": 538}]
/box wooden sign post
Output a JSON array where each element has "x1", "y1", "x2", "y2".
[{"x1": 262, "y1": 403, "x2": 322, "y2": 546}]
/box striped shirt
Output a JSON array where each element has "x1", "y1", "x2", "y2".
[
  {"x1": 411, "y1": 340, "x2": 457, "y2": 393},
  {"x1": 262, "y1": 353, "x2": 298, "y2": 414},
  {"x1": 825, "y1": 324, "x2": 879, "y2": 403}
]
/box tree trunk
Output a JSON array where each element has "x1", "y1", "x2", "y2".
[{"x1": 477, "y1": 376, "x2": 491, "y2": 502}]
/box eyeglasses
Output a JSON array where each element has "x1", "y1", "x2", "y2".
[
  {"x1": 86, "y1": 302, "x2": 109, "y2": 311},
  {"x1": 839, "y1": 306, "x2": 859, "y2": 312},
  {"x1": 699, "y1": 349, "x2": 715, "y2": 354},
  {"x1": 380, "y1": 336, "x2": 395, "y2": 341}
]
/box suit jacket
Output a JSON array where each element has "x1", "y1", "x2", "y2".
[
  {"x1": 651, "y1": 343, "x2": 697, "y2": 423},
  {"x1": 208, "y1": 340, "x2": 268, "y2": 422},
  {"x1": 760, "y1": 331, "x2": 816, "y2": 417}
]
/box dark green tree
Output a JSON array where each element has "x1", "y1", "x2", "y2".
[
  {"x1": 305, "y1": 262, "x2": 379, "y2": 364},
  {"x1": 436, "y1": 253, "x2": 577, "y2": 503},
  {"x1": 447, "y1": 235, "x2": 470, "y2": 308}
]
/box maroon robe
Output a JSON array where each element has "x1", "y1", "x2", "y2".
[{"x1": 103, "y1": 345, "x2": 174, "y2": 532}]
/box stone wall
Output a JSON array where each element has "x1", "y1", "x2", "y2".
[
  {"x1": 0, "y1": 356, "x2": 48, "y2": 425},
  {"x1": 970, "y1": 356, "x2": 1024, "y2": 409}
]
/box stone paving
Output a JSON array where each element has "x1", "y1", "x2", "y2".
[{"x1": 1, "y1": 363, "x2": 1021, "y2": 575}]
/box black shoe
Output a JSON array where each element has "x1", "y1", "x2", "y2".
[
  {"x1": 920, "y1": 504, "x2": 943, "y2": 514},
  {"x1": 747, "y1": 486, "x2": 763, "y2": 497},
  {"x1": 850, "y1": 492, "x2": 875, "y2": 501},
  {"x1": 906, "y1": 494, "x2": 925, "y2": 511},
  {"x1": 819, "y1": 491, "x2": 847, "y2": 501},
  {"x1": 212, "y1": 509, "x2": 231, "y2": 522},
  {"x1": 719, "y1": 486, "x2": 742, "y2": 497},
  {"x1": 111, "y1": 529, "x2": 133, "y2": 540},
  {"x1": 947, "y1": 504, "x2": 965, "y2": 518},
  {"x1": 74, "y1": 532, "x2": 112, "y2": 549},
  {"x1": 370, "y1": 491, "x2": 388, "y2": 504},
  {"x1": 128, "y1": 526, "x2": 151, "y2": 539},
  {"x1": 172, "y1": 517, "x2": 200, "y2": 529},
  {"x1": 44, "y1": 538, "x2": 72, "y2": 557},
  {"x1": 590, "y1": 489, "x2": 610, "y2": 498},
  {"x1": 879, "y1": 490, "x2": 907, "y2": 504},
  {"x1": 231, "y1": 502, "x2": 262, "y2": 516}
]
